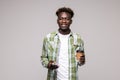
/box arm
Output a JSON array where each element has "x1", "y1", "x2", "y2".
[
  {"x1": 77, "y1": 39, "x2": 85, "y2": 66},
  {"x1": 41, "y1": 37, "x2": 59, "y2": 70},
  {"x1": 41, "y1": 37, "x2": 49, "y2": 68},
  {"x1": 76, "y1": 51, "x2": 85, "y2": 66}
]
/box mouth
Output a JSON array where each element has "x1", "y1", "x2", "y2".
[
  {"x1": 61, "y1": 24, "x2": 67, "y2": 27},
  {"x1": 61, "y1": 25, "x2": 68, "y2": 29},
  {"x1": 61, "y1": 24, "x2": 68, "y2": 26}
]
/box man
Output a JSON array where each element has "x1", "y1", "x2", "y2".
[{"x1": 41, "y1": 7, "x2": 85, "y2": 80}]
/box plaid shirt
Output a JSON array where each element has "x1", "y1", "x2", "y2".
[{"x1": 41, "y1": 31, "x2": 85, "y2": 80}]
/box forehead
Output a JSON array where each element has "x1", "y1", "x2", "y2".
[{"x1": 58, "y1": 12, "x2": 71, "y2": 18}]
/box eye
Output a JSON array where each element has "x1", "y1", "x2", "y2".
[
  {"x1": 59, "y1": 18, "x2": 62, "y2": 20},
  {"x1": 66, "y1": 18, "x2": 70, "y2": 20},
  {"x1": 58, "y1": 18, "x2": 62, "y2": 20}
]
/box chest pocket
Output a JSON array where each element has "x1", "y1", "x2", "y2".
[
  {"x1": 47, "y1": 36, "x2": 59, "y2": 61},
  {"x1": 73, "y1": 34, "x2": 84, "y2": 52}
]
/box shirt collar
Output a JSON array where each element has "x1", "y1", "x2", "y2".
[{"x1": 55, "y1": 30, "x2": 73, "y2": 37}]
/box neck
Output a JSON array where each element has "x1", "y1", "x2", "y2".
[{"x1": 58, "y1": 28, "x2": 71, "y2": 35}]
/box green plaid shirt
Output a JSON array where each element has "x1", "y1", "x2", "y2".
[{"x1": 41, "y1": 31, "x2": 85, "y2": 80}]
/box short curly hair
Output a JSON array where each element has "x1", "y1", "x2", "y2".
[{"x1": 56, "y1": 7, "x2": 74, "y2": 18}]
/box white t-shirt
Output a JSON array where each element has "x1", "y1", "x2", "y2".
[{"x1": 57, "y1": 33, "x2": 70, "y2": 80}]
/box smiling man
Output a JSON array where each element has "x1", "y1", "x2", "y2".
[{"x1": 41, "y1": 7, "x2": 85, "y2": 80}]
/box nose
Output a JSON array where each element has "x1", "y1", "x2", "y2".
[{"x1": 62, "y1": 19, "x2": 67, "y2": 23}]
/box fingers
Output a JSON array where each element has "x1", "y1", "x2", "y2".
[
  {"x1": 47, "y1": 61, "x2": 59, "y2": 70},
  {"x1": 76, "y1": 52, "x2": 84, "y2": 60}
]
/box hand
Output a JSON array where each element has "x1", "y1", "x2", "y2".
[
  {"x1": 47, "y1": 60, "x2": 59, "y2": 70},
  {"x1": 76, "y1": 51, "x2": 85, "y2": 65},
  {"x1": 76, "y1": 52, "x2": 84, "y2": 60}
]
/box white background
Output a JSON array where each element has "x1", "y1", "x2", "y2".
[{"x1": 0, "y1": 0, "x2": 120, "y2": 80}]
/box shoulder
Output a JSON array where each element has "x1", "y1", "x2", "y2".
[
  {"x1": 72, "y1": 32, "x2": 84, "y2": 43},
  {"x1": 44, "y1": 31, "x2": 57, "y2": 40},
  {"x1": 72, "y1": 32, "x2": 81, "y2": 39},
  {"x1": 46, "y1": 31, "x2": 57, "y2": 37}
]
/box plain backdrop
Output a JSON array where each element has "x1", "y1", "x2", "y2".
[{"x1": 0, "y1": 0, "x2": 120, "y2": 80}]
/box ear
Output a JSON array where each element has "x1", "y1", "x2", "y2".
[
  {"x1": 57, "y1": 19, "x2": 59, "y2": 24},
  {"x1": 70, "y1": 19, "x2": 72, "y2": 24}
]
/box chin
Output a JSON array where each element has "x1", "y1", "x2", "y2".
[
  {"x1": 61, "y1": 27, "x2": 67, "y2": 30},
  {"x1": 61, "y1": 28, "x2": 69, "y2": 31},
  {"x1": 61, "y1": 26, "x2": 68, "y2": 29}
]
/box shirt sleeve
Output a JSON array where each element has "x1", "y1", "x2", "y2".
[{"x1": 41, "y1": 37, "x2": 49, "y2": 68}]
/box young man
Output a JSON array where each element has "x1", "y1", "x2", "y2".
[{"x1": 41, "y1": 7, "x2": 85, "y2": 80}]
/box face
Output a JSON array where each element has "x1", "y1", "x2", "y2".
[{"x1": 57, "y1": 12, "x2": 72, "y2": 31}]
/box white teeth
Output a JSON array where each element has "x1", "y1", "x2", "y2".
[
  {"x1": 62, "y1": 25, "x2": 66, "y2": 26},
  {"x1": 62, "y1": 24, "x2": 66, "y2": 26}
]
